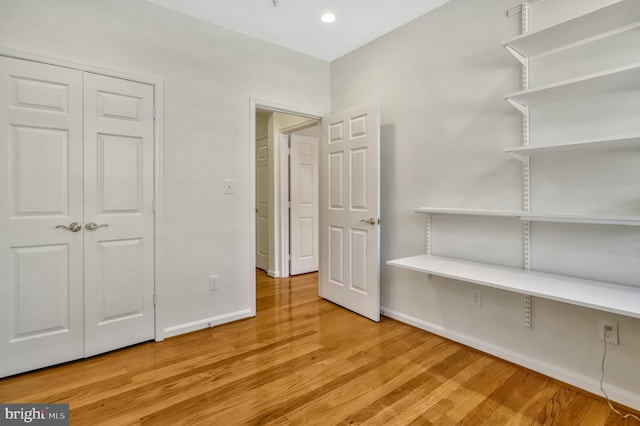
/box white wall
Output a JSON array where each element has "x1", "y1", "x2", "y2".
[
  {"x1": 331, "y1": 0, "x2": 640, "y2": 409},
  {"x1": 0, "y1": 0, "x2": 329, "y2": 335}
]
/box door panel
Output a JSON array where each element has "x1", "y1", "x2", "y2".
[
  {"x1": 256, "y1": 137, "x2": 269, "y2": 271},
  {"x1": 83, "y1": 73, "x2": 155, "y2": 357},
  {"x1": 289, "y1": 133, "x2": 318, "y2": 275},
  {"x1": 320, "y1": 103, "x2": 380, "y2": 321},
  {"x1": 0, "y1": 57, "x2": 84, "y2": 377}
]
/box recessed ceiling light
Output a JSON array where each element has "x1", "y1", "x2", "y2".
[{"x1": 321, "y1": 13, "x2": 336, "y2": 24}]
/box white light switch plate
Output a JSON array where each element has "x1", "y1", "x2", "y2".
[{"x1": 224, "y1": 179, "x2": 234, "y2": 194}]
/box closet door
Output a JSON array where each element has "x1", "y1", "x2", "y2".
[
  {"x1": 83, "y1": 73, "x2": 155, "y2": 357},
  {"x1": 0, "y1": 57, "x2": 84, "y2": 376}
]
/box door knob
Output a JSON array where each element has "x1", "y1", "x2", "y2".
[
  {"x1": 85, "y1": 222, "x2": 109, "y2": 232},
  {"x1": 55, "y1": 222, "x2": 82, "y2": 232},
  {"x1": 360, "y1": 218, "x2": 376, "y2": 225}
]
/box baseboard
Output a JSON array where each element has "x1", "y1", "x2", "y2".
[
  {"x1": 163, "y1": 309, "x2": 253, "y2": 338},
  {"x1": 380, "y1": 306, "x2": 640, "y2": 411},
  {"x1": 267, "y1": 270, "x2": 280, "y2": 278}
]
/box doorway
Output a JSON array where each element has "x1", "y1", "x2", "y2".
[{"x1": 254, "y1": 107, "x2": 320, "y2": 279}]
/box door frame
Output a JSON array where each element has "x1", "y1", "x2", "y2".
[
  {"x1": 0, "y1": 47, "x2": 166, "y2": 341},
  {"x1": 249, "y1": 98, "x2": 323, "y2": 315},
  {"x1": 278, "y1": 119, "x2": 319, "y2": 278}
]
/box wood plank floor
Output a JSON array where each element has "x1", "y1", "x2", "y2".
[{"x1": 1, "y1": 270, "x2": 638, "y2": 425}]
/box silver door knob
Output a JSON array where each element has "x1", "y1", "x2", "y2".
[
  {"x1": 55, "y1": 222, "x2": 82, "y2": 232},
  {"x1": 85, "y1": 222, "x2": 109, "y2": 232},
  {"x1": 360, "y1": 218, "x2": 376, "y2": 225}
]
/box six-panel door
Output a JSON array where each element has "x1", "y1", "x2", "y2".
[
  {"x1": 320, "y1": 103, "x2": 380, "y2": 322},
  {"x1": 83, "y1": 73, "x2": 155, "y2": 357}
]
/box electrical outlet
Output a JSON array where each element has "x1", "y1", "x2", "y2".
[
  {"x1": 209, "y1": 275, "x2": 219, "y2": 291},
  {"x1": 470, "y1": 289, "x2": 481, "y2": 307},
  {"x1": 598, "y1": 320, "x2": 619, "y2": 345}
]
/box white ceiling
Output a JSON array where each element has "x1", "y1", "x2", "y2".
[{"x1": 147, "y1": 0, "x2": 449, "y2": 62}]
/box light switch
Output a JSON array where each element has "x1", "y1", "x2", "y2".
[{"x1": 224, "y1": 179, "x2": 234, "y2": 194}]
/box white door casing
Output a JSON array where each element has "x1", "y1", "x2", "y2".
[
  {"x1": 256, "y1": 136, "x2": 269, "y2": 271},
  {"x1": 0, "y1": 57, "x2": 85, "y2": 376},
  {"x1": 83, "y1": 73, "x2": 155, "y2": 357},
  {"x1": 289, "y1": 133, "x2": 319, "y2": 275},
  {"x1": 320, "y1": 103, "x2": 380, "y2": 321},
  {"x1": 0, "y1": 56, "x2": 157, "y2": 376}
]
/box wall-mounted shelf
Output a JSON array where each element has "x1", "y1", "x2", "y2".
[
  {"x1": 504, "y1": 134, "x2": 640, "y2": 157},
  {"x1": 504, "y1": 62, "x2": 640, "y2": 107},
  {"x1": 387, "y1": 255, "x2": 640, "y2": 320},
  {"x1": 502, "y1": 0, "x2": 640, "y2": 58},
  {"x1": 414, "y1": 207, "x2": 519, "y2": 217},
  {"x1": 414, "y1": 208, "x2": 640, "y2": 226},
  {"x1": 519, "y1": 212, "x2": 640, "y2": 226}
]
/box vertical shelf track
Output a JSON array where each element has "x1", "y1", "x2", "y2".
[{"x1": 519, "y1": 1, "x2": 533, "y2": 330}]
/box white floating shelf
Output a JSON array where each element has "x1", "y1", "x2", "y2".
[
  {"x1": 387, "y1": 255, "x2": 640, "y2": 319},
  {"x1": 520, "y1": 212, "x2": 640, "y2": 226},
  {"x1": 504, "y1": 62, "x2": 640, "y2": 106},
  {"x1": 504, "y1": 134, "x2": 640, "y2": 156},
  {"x1": 414, "y1": 207, "x2": 519, "y2": 217},
  {"x1": 414, "y1": 208, "x2": 640, "y2": 226},
  {"x1": 502, "y1": 0, "x2": 640, "y2": 58}
]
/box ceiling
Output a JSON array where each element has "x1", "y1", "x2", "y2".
[{"x1": 147, "y1": 0, "x2": 449, "y2": 62}]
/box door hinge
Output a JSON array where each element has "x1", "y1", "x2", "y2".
[
  {"x1": 153, "y1": 293, "x2": 157, "y2": 306},
  {"x1": 152, "y1": 199, "x2": 156, "y2": 213},
  {"x1": 152, "y1": 107, "x2": 157, "y2": 121},
  {"x1": 288, "y1": 201, "x2": 291, "y2": 209}
]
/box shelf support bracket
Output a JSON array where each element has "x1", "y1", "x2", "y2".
[
  {"x1": 506, "y1": 151, "x2": 528, "y2": 162},
  {"x1": 505, "y1": 46, "x2": 527, "y2": 65},
  {"x1": 506, "y1": 99, "x2": 528, "y2": 114}
]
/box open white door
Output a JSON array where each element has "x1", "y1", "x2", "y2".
[
  {"x1": 320, "y1": 103, "x2": 380, "y2": 321},
  {"x1": 290, "y1": 133, "x2": 319, "y2": 275}
]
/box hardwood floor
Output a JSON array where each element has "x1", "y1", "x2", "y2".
[{"x1": 1, "y1": 270, "x2": 638, "y2": 425}]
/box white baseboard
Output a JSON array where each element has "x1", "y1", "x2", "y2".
[
  {"x1": 163, "y1": 309, "x2": 253, "y2": 338},
  {"x1": 380, "y1": 306, "x2": 640, "y2": 411},
  {"x1": 267, "y1": 270, "x2": 280, "y2": 278}
]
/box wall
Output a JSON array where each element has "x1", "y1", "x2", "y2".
[
  {"x1": 0, "y1": 0, "x2": 330, "y2": 336},
  {"x1": 331, "y1": 0, "x2": 640, "y2": 409}
]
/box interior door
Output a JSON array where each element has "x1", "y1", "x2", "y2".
[
  {"x1": 256, "y1": 136, "x2": 269, "y2": 271},
  {"x1": 0, "y1": 57, "x2": 85, "y2": 376},
  {"x1": 289, "y1": 133, "x2": 319, "y2": 275},
  {"x1": 320, "y1": 103, "x2": 380, "y2": 321},
  {"x1": 83, "y1": 73, "x2": 156, "y2": 357}
]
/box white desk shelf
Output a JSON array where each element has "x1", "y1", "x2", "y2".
[
  {"x1": 502, "y1": 0, "x2": 640, "y2": 58},
  {"x1": 504, "y1": 134, "x2": 640, "y2": 157},
  {"x1": 504, "y1": 62, "x2": 640, "y2": 107},
  {"x1": 387, "y1": 255, "x2": 640, "y2": 320}
]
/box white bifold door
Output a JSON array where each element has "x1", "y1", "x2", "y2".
[
  {"x1": 0, "y1": 57, "x2": 155, "y2": 377},
  {"x1": 320, "y1": 103, "x2": 380, "y2": 322}
]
